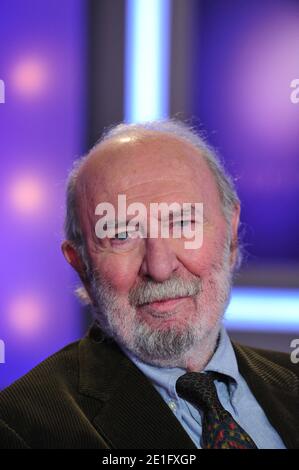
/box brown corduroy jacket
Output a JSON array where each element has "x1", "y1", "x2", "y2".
[{"x1": 0, "y1": 324, "x2": 298, "y2": 449}]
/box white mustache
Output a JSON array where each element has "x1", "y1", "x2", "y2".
[{"x1": 128, "y1": 276, "x2": 201, "y2": 307}]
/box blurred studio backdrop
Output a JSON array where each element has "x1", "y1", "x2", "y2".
[{"x1": 0, "y1": 0, "x2": 299, "y2": 389}]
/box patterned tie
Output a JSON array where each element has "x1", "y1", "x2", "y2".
[{"x1": 176, "y1": 372, "x2": 257, "y2": 449}]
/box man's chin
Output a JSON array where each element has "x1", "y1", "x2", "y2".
[{"x1": 124, "y1": 324, "x2": 196, "y2": 365}]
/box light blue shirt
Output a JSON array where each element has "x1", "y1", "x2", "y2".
[{"x1": 122, "y1": 327, "x2": 286, "y2": 449}]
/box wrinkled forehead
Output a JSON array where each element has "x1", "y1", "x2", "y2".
[{"x1": 75, "y1": 133, "x2": 222, "y2": 217}]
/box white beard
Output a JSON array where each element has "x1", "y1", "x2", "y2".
[{"x1": 88, "y1": 243, "x2": 233, "y2": 369}]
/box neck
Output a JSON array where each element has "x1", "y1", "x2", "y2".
[{"x1": 184, "y1": 325, "x2": 221, "y2": 371}]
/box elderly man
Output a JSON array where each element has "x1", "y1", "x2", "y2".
[{"x1": 0, "y1": 120, "x2": 298, "y2": 449}]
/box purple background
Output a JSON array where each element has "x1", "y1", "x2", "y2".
[
  {"x1": 0, "y1": 0, "x2": 87, "y2": 389},
  {"x1": 191, "y1": 0, "x2": 299, "y2": 262},
  {"x1": 0, "y1": 0, "x2": 298, "y2": 389}
]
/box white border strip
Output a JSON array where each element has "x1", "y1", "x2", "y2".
[{"x1": 125, "y1": 0, "x2": 171, "y2": 122}]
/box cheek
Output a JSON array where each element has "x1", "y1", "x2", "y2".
[
  {"x1": 92, "y1": 253, "x2": 140, "y2": 295},
  {"x1": 176, "y1": 231, "x2": 227, "y2": 277},
  {"x1": 178, "y1": 250, "x2": 211, "y2": 278}
]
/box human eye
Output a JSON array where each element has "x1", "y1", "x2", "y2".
[
  {"x1": 174, "y1": 219, "x2": 194, "y2": 227},
  {"x1": 111, "y1": 231, "x2": 130, "y2": 243},
  {"x1": 109, "y1": 228, "x2": 142, "y2": 252},
  {"x1": 117, "y1": 231, "x2": 129, "y2": 239}
]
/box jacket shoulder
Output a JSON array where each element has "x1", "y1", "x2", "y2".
[
  {"x1": 0, "y1": 340, "x2": 80, "y2": 448},
  {"x1": 0, "y1": 339, "x2": 80, "y2": 397}
]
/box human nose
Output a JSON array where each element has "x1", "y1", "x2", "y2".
[{"x1": 139, "y1": 238, "x2": 179, "y2": 282}]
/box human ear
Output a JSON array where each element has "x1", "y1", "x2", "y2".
[{"x1": 61, "y1": 240, "x2": 86, "y2": 278}]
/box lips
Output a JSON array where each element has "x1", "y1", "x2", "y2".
[{"x1": 140, "y1": 296, "x2": 190, "y2": 311}]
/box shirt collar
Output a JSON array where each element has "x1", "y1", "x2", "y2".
[
  {"x1": 204, "y1": 327, "x2": 239, "y2": 383},
  {"x1": 120, "y1": 325, "x2": 240, "y2": 399}
]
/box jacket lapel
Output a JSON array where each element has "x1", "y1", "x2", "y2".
[
  {"x1": 233, "y1": 343, "x2": 299, "y2": 449},
  {"x1": 79, "y1": 328, "x2": 196, "y2": 449}
]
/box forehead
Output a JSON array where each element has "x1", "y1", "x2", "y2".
[{"x1": 76, "y1": 133, "x2": 222, "y2": 213}]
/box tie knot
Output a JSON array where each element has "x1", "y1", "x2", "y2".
[{"x1": 176, "y1": 372, "x2": 221, "y2": 411}]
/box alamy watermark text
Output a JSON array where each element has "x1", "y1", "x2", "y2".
[
  {"x1": 0, "y1": 79, "x2": 5, "y2": 104},
  {"x1": 94, "y1": 196, "x2": 204, "y2": 250},
  {"x1": 290, "y1": 78, "x2": 299, "y2": 104},
  {"x1": 0, "y1": 339, "x2": 5, "y2": 364}
]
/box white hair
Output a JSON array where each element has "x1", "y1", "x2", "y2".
[{"x1": 63, "y1": 119, "x2": 241, "y2": 303}]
